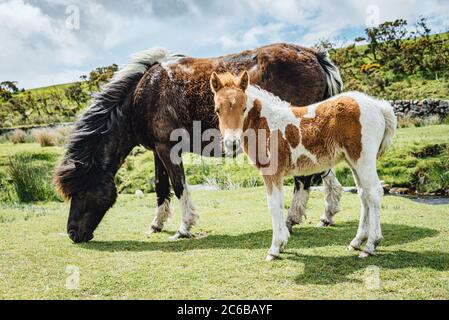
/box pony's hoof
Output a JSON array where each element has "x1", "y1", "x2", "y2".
[
  {"x1": 359, "y1": 251, "x2": 373, "y2": 259},
  {"x1": 316, "y1": 219, "x2": 334, "y2": 228},
  {"x1": 145, "y1": 226, "x2": 162, "y2": 237},
  {"x1": 169, "y1": 231, "x2": 193, "y2": 240},
  {"x1": 265, "y1": 254, "x2": 277, "y2": 262}
]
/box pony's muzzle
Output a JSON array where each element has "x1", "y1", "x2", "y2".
[{"x1": 68, "y1": 229, "x2": 94, "y2": 243}]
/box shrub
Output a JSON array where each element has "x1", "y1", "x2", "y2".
[
  {"x1": 7, "y1": 153, "x2": 60, "y2": 202},
  {"x1": 54, "y1": 126, "x2": 73, "y2": 146},
  {"x1": 0, "y1": 134, "x2": 8, "y2": 143},
  {"x1": 424, "y1": 115, "x2": 442, "y2": 126},
  {"x1": 33, "y1": 129, "x2": 58, "y2": 147},
  {"x1": 9, "y1": 129, "x2": 27, "y2": 144},
  {"x1": 0, "y1": 169, "x2": 17, "y2": 202}
]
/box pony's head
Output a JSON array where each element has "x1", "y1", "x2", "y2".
[
  {"x1": 210, "y1": 71, "x2": 250, "y2": 157},
  {"x1": 55, "y1": 161, "x2": 118, "y2": 243}
]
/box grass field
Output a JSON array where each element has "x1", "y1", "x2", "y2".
[{"x1": 0, "y1": 188, "x2": 448, "y2": 300}]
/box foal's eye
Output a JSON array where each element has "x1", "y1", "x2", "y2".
[{"x1": 242, "y1": 107, "x2": 247, "y2": 114}]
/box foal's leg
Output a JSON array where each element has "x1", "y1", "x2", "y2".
[
  {"x1": 347, "y1": 169, "x2": 369, "y2": 251},
  {"x1": 146, "y1": 153, "x2": 173, "y2": 236},
  {"x1": 357, "y1": 166, "x2": 383, "y2": 258},
  {"x1": 155, "y1": 144, "x2": 198, "y2": 240},
  {"x1": 286, "y1": 177, "x2": 310, "y2": 233},
  {"x1": 317, "y1": 170, "x2": 343, "y2": 227},
  {"x1": 265, "y1": 177, "x2": 290, "y2": 261},
  {"x1": 349, "y1": 163, "x2": 383, "y2": 258}
]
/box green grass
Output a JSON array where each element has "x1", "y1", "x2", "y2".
[
  {"x1": 0, "y1": 189, "x2": 448, "y2": 299},
  {"x1": 25, "y1": 83, "x2": 76, "y2": 94}
]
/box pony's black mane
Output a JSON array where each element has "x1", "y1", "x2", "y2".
[{"x1": 55, "y1": 48, "x2": 168, "y2": 199}]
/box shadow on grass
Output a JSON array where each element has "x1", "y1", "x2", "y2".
[
  {"x1": 288, "y1": 250, "x2": 449, "y2": 285},
  {"x1": 80, "y1": 222, "x2": 447, "y2": 285},
  {"x1": 82, "y1": 222, "x2": 438, "y2": 253}
]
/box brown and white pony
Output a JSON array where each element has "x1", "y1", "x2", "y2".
[
  {"x1": 210, "y1": 72, "x2": 397, "y2": 260},
  {"x1": 55, "y1": 44, "x2": 344, "y2": 243}
]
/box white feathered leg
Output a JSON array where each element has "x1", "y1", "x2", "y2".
[
  {"x1": 266, "y1": 184, "x2": 290, "y2": 261},
  {"x1": 317, "y1": 170, "x2": 343, "y2": 228}
]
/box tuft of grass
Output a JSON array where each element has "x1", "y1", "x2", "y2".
[
  {"x1": 55, "y1": 126, "x2": 73, "y2": 141},
  {"x1": 9, "y1": 129, "x2": 27, "y2": 144},
  {"x1": 7, "y1": 153, "x2": 60, "y2": 203},
  {"x1": 33, "y1": 129, "x2": 58, "y2": 147}
]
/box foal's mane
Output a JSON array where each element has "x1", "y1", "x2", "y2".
[
  {"x1": 54, "y1": 48, "x2": 169, "y2": 200},
  {"x1": 246, "y1": 85, "x2": 291, "y2": 110}
]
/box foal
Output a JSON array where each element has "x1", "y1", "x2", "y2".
[{"x1": 210, "y1": 71, "x2": 396, "y2": 260}]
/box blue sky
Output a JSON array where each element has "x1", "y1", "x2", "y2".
[{"x1": 1, "y1": 0, "x2": 448, "y2": 89}]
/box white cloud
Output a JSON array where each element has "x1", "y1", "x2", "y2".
[{"x1": 0, "y1": 0, "x2": 448, "y2": 89}]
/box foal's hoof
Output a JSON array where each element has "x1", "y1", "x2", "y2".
[
  {"x1": 145, "y1": 226, "x2": 162, "y2": 237},
  {"x1": 358, "y1": 251, "x2": 373, "y2": 259},
  {"x1": 169, "y1": 231, "x2": 193, "y2": 240},
  {"x1": 265, "y1": 254, "x2": 278, "y2": 262},
  {"x1": 346, "y1": 245, "x2": 361, "y2": 252}
]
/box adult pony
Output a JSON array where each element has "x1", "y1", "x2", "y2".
[
  {"x1": 209, "y1": 71, "x2": 396, "y2": 260},
  {"x1": 54, "y1": 44, "x2": 344, "y2": 243}
]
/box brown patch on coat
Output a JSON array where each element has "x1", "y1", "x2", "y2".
[
  {"x1": 288, "y1": 97, "x2": 362, "y2": 165},
  {"x1": 285, "y1": 124, "x2": 300, "y2": 148}
]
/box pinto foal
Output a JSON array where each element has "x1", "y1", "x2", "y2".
[{"x1": 210, "y1": 71, "x2": 397, "y2": 260}]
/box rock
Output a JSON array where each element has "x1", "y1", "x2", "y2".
[
  {"x1": 389, "y1": 187, "x2": 411, "y2": 195},
  {"x1": 135, "y1": 190, "x2": 144, "y2": 197}
]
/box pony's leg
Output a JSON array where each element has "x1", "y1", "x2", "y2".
[
  {"x1": 155, "y1": 144, "x2": 199, "y2": 240},
  {"x1": 146, "y1": 153, "x2": 173, "y2": 237},
  {"x1": 286, "y1": 177, "x2": 310, "y2": 233},
  {"x1": 317, "y1": 170, "x2": 343, "y2": 227},
  {"x1": 265, "y1": 177, "x2": 290, "y2": 261}
]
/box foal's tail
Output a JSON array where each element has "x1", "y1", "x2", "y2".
[
  {"x1": 377, "y1": 100, "x2": 397, "y2": 158},
  {"x1": 316, "y1": 50, "x2": 344, "y2": 97}
]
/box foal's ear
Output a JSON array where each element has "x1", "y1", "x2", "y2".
[
  {"x1": 210, "y1": 72, "x2": 223, "y2": 93},
  {"x1": 239, "y1": 71, "x2": 250, "y2": 91}
]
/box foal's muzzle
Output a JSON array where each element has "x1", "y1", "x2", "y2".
[{"x1": 224, "y1": 138, "x2": 242, "y2": 157}]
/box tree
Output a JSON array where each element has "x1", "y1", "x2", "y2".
[
  {"x1": 0, "y1": 81, "x2": 20, "y2": 101},
  {"x1": 64, "y1": 82, "x2": 90, "y2": 108},
  {"x1": 88, "y1": 64, "x2": 118, "y2": 90}
]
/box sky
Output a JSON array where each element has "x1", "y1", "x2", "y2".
[{"x1": 1, "y1": 0, "x2": 448, "y2": 89}]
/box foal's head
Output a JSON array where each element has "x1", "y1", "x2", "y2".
[{"x1": 210, "y1": 71, "x2": 250, "y2": 156}]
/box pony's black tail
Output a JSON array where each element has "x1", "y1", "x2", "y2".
[
  {"x1": 55, "y1": 47, "x2": 169, "y2": 200},
  {"x1": 316, "y1": 50, "x2": 344, "y2": 98}
]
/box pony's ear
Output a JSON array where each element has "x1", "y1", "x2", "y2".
[
  {"x1": 239, "y1": 71, "x2": 250, "y2": 91},
  {"x1": 210, "y1": 72, "x2": 223, "y2": 93}
]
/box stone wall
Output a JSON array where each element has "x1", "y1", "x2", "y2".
[{"x1": 391, "y1": 99, "x2": 449, "y2": 118}]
